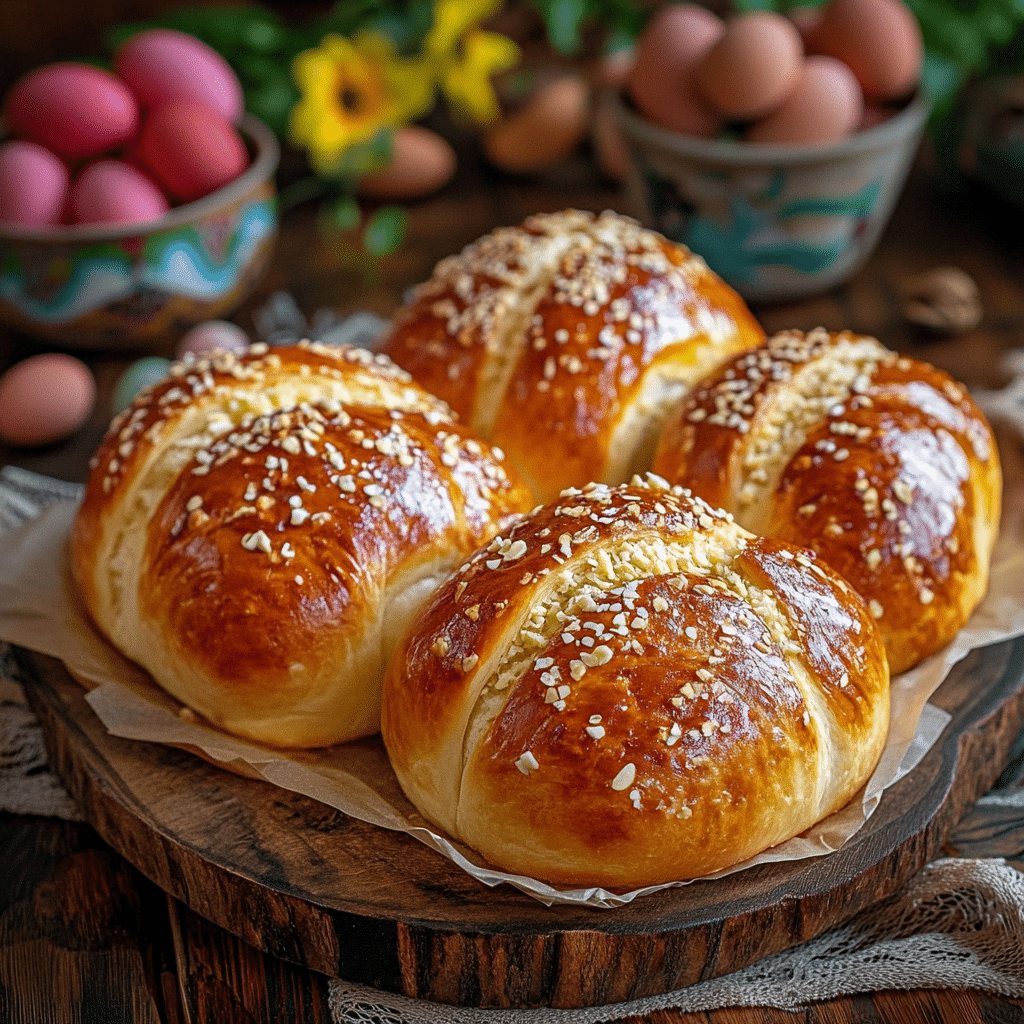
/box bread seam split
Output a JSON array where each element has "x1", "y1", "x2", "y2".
[
  {"x1": 382, "y1": 472, "x2": 891, "y2": 885},
  {"x1": 453, "y1": 483, "x2": 844, "y2": 839},
  {"x1": 469, "y1": 228, "x2": 580, "y2": 438},
  {"x1": 73, "y1": 341, "x2": 534, "y2": 748},
  {"x1": 732, "y1": 329, "x2": 888, "y2": 533},
  {"x1": 85, "y1": 342, "x2": 449, "y2": 642}
]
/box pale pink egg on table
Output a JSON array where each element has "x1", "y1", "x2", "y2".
[
  {"x1": 135, "y1": 99, "x2": 248, "y2": 203},
  {"x1": 69, "y1": 160, "x2": 170, "y2": 225},
  {"x1": 0, "y1": 353, "x2": 96, "y2": 448},
  {"x1": 746, "y1": 55, "x2": 864, "y2": 145},
  {"x1": 114, "y1": 28, "x2": 245, "y2": 125},
  {"x1": 176, "y1": 320, "x2": 250, "y2": 358},
  {"x1": 625, "y1": 3, "x2": 724, "y2": 137},
  {"x1": 2, "y1": 63, "x2": 139, "y2": 161},
  {"x1": 693, "y1": 12, "x2": 804, "y2": 122},
  {"x1": 0, "y1": 140, "x2": 69, "y2": 226},
  {"x1": 805, "y1": 0, "x2": 923, "y2": 101}
]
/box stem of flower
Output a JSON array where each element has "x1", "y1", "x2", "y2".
[{"x1": 277, "y1": 176, "x2": 334, "y2": 212}]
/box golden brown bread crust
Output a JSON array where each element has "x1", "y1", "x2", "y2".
[
  {"x1": 381, "y1": 475, "x2": 889, "y2": 888},
  {"x1": 379, "y1": 209, "x2": 766, "y2": 503},
  {"x1": 652, "y1": 328, "x2": 1002, "y2": 675},
  {"x1": 72, "y1": 341, "x2": 533, "y2": 748}
]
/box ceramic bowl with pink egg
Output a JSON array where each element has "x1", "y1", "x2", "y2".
[
  {"x1": 613, "y1": 90, "x2": 930, "y2": 304},
  {"x1": 0, "y1": 114, "x2": 278, "y2": 350}
]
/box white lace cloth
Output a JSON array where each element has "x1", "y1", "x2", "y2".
[
  {"x1": 329, "y1": 858, "x2": 1024, "y2": 1020},
  {"x1": 3, "y1": 462, "x2": 1023, "y2": 1021}
]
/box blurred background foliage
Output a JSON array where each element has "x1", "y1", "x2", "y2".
[
  {"x1": 4, "y1": 0, "x2": 1023, "y2": 243},
  {"x1": 104, "y1": 1, "x2": 649, "y2": 140}
]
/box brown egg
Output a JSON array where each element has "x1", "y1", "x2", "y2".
[
  {"x1": 806, "y1": 0, "x2": 923, "y2": 101},
  {"x1": 746, "y1": 55, "x2": 864, "y2": 145},
  {"x1": 482, "y1": 74, "x2": 591, "y2": 174},
  {"x1": 788, "y1": 5, "x2": 825, "y2": 45},
  {"x1": 357, "y1": 125, "x2": 457, "y2": 201},
  {"x1": 625, "y1": 3, "x2": 724, "y2": 137},
  {"x1": 859, "y1": 102, "x2": 896, "y2": 131},
  {"x1": 693, "y1": 12, "x2": 804, "y2": 122}
]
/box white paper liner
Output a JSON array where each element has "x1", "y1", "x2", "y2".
[{"x1": 1, "y1": 498, "x2": 1023, "y2": 908}]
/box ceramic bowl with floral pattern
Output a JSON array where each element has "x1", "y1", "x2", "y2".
[
  {"x1": 0, "y1": 115, "x2": 279, "y2": 350},
  {"x1": 614, "y1": 92, "x2": 929, "y2": 304}
]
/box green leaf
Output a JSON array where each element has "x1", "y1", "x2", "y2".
[
  {"x1": 324, "y1": 129, "x2": 396, "y2": 180},
  {"x1": 908, "y1": 0, "x2": 1024, "y2": 74},
  {"x1": 546, "y1": 0, "x2": 588, "y2": 54},
  {"x1": 332, "y1": 196, "x2": 363, "y2": 232},
  {"x1": 919, "y1": 49, "x2": 963, "y2": 106},
  {"x1": 105, "y1": 4, "x2": 300, "y2": 64},
  {"x1": 292, "y1": 0, "x2": 433, "y2": 55},
  {"x1": 240, "y1": 16, "x2": 289, "y2": 54},
  {"x1": 362, "y1": 206, "x2": 407, "y2": 257},
  {"x1": 234, "y1": 52, "x2": 288, "y2": 88},
  {"x1": 527, "y1": 0, "x2": 647, "y2": 53},
  {"x1": 277, "y1": 176, "x2": 331, "y2": 213},
  {"x1": 246, "y1": 78, "x2": 299, "y2": 137}
]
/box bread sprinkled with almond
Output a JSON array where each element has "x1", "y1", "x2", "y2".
[
  {"x1": 381, "y1": 474, "x2": 889, "y2": 888},
  {"x1": 72, "y1": 341, "x2": 534, "y2": 748},
  {"x1": 653, "y1": 328, "x2": 1002, "y2": 674},
  {"x1": 379, "y1": 209, "x2": 765, "y2": 502}
]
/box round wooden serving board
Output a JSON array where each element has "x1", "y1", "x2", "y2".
[{"x1": 18, "y1": 639, "x2": 1024, "y2": 1010}]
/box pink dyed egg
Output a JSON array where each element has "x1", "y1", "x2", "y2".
[
  {"x1": 0, "y1": 140, "x2": 69, "y2": 226},
  {"x1": 3, "y1": 63, "x2": 139, "y2": 161},
  {"x1": 69, "y1": 160, "x2": 170, "y2": 225},
  {"x1": 114, "y1": 28, "x2": 245, "y2": 125},
  {"x1": 135, "y1": 100, "x2": 248, "y2": 203},
  {"x1": 0, "y1": 353, "x2": 96, "y2": 448}
]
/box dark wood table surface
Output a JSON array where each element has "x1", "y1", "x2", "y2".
[{"x1": 3, "y1": 133, "x2": 1024, "y2": 1022}]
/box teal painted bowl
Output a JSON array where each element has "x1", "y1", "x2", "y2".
[
  {"x1": 614, "y1": 92, "x2": 929, "y2": 304},
  {"x1": 0, "y1": 114, "x2": 279, "y2": 350}
]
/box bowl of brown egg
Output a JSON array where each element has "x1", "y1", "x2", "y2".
[{"x1": 613, "y1": 0, "x2": 930, "y2": 303}]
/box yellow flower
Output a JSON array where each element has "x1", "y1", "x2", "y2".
[
  {"x1": 289, "y1": 32, "x2": 434, "y2": 177},
  {"x1": 425, "y1": 0, "x2": 520, "y2": 125}
]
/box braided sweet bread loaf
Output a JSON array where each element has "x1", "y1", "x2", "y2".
[
  {"x1": 653, "y1": 328, "x2": 1002, "y2": 674},
  {"x1": 72, "y1": 341, "x2": 533, "y2": 748},
  {"x1": 379, "y1": 209, "x2": 765, "y2": 503},
  {"x1": 381, "y1": 475, "x2": 889, "y2": 888}
]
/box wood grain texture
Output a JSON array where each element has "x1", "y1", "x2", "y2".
[
  {"x1": 17, "y1": 636, "x2": 1024, "y2": 1009},
  {"x1": 167, "y1": 896, "x2": 334, "y2": 1024},
  {"x1": 0, "y1": 813, "x2": 181, "y2": 1024},
  {"x1": 170, "y1": 894, "x2": 1024, "y2": 1024}
]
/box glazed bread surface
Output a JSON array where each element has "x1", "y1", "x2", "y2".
[
  {"x1": 379, "y1": 209, "x2": 765, "y2": 502},
  {"x1": 72, "y1": 341, "x2": 534, "y2": 748},
  {"x1": 653, "y1": 328, "x2": 1002, "y2": 675},
  {"x1": 381, "y1": 475, "x2": 889, "y2": 888}
]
